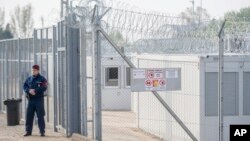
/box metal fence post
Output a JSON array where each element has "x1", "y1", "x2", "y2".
[
  {"x1": 65, "y1": 19, "x2": 70, "y2": 136},
  {"x1": 45, "y1": 28, "x2": 49, "y2": 122},
  {"x1": 17, "y1": 38, "x2": 22, "y2": 118},
  {"x1": 6, "y1": 41, "x2": 9, "y2": 99},
  {"x1": 3, "y1": 42, "x2": 6, "y2": 103},
  {"x1": 92, "y1": 5, "x2": 102, "y2": 141},
  {"x1": 18, "y1": 38, "x2": 21, "y2": 99},
  {"x1": 33, "y1": 29, "x2": 38, "y2": 64},
  {"x1": 40, "y1": 30, "x2": 43, "y2": 72},
  {"x1": 66, "y1": 15, "x2": 81, "y2": 136},
  {"x1": 53, "y1": 25, "x2": 58, "y2": 132},
  {"x1": 8, "y1": 41, "x2": 11, "y2": 98},
  {"x1": 80, "y1": 25, "x2": 88, "y2": 136},
  {"x1": 0, "y1": 42, "x2": 2, "y2": 112},
  {"x1": 13, "y1": 40, "x2": 16, "y2": 98},
  {"x1": 218, "y1": 20, "x2": 226, "y2": 141}
]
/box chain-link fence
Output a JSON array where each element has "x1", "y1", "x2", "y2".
[
  {"x1": 0, "y1": 29, "x2": 54, "y2": 121},
  {"x1": 1, "y1": 0, "x2": 250, "y2": 141},
  {"x1": 79, "y1": 1, "x2": 250, "y2": 141},
  {"x1": 0, "y1": 38, "x2": 33, "y2": 119},
  {"x1": 0, "y1": 21, "x2": 87, "y2": 137}
]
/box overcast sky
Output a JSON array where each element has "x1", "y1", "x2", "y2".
[{"x1": 0, "y1": 0, "x2": 250, "y2": 27}]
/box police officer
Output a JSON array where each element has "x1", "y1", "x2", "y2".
[{"x1": 23, "y1": 65, "x2": 48, "y2": 137}]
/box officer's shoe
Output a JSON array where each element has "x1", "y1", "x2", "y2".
[
  {"x1": 41, "y1": 133, "x2": 45, "y2": 137},
  {"x1": 24, "y1": 133, "x2": 32, "y2": 136}
]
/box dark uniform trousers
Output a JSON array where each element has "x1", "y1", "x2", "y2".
[
  {"x1": 26, "y1": 98, "x2": 45, "y2": 134},
  {"x1": 23, "y1": 73, "x2": 47, "y2": 134}
]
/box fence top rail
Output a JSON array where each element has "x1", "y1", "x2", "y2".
[
  {"x1": 0, "y1": 37, "x2": 35, "y2": 43},
  {"x1": 0, "y1": 38, "x2": 20, "y2": 42}
]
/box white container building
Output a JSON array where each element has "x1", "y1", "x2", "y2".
[
  {"x1": 86, "y1": 53, "x2": 250, "y2": 141},
  {"x1": 87, "y1": 55, "x2": 132, "y2": 110},
  {"x1": 131, "y1": 54, "x2": 250, "y2": 141}
]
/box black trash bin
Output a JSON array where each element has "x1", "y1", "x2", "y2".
[{"x1": 3, "y1": 98, "x2": 22, "y2": 126}]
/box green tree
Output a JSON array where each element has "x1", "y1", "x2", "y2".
[
  {"x1": 223, "y1": 6, "x2": 250, "y2": 34},
  {"x1": 224, "y1": 6, "x2": 250, "y2": 21}
]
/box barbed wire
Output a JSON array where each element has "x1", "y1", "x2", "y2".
[
  {"x1": 64, "y1": 0, "x2": 250, "y2": 54},
  {"x1": 223, "y1": 19, "x2": 250, "y2": 53}
]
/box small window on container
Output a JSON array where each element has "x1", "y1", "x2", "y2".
[
  {"x1": 126, "y1": 67, "x2": 131, "y2": 87},
  {"x1": 105, "y1": 67, "x2": 119, "y2": 87},
  {"x1": 205, "y1": 72, "x2": 239, "y2": 116}
]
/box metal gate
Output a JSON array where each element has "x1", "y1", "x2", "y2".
[{"x1": 54, "y1": 21, "x2": 68, "y2": 134}]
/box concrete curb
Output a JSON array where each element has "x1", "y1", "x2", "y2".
[{"x1": 71, "y1": 133, "x2": 93, "y2": 141}]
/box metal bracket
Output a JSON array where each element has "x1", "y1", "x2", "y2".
[{"x1": 98, "y1": 7, "x2": 111, "y2": 20}]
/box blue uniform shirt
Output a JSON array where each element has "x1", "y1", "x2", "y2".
[{"x1": 23, "y1": 73, "x2": 48, "y2": 99}]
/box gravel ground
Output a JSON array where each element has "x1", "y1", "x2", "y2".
[{"x1": 0, "y1": 113, "x2": 71, "y2": 141}]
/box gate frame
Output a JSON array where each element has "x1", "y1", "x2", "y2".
[{"x1": 91, "y1": 5, "x2": 198, "y2": 141}]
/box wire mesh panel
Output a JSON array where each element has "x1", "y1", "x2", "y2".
[
  {"x1": 0, "y1": 1, "x2": 249, "y2": 140},
  {"x1": 0, "y1": 28, "x2": 56, "y2": 124},
  {"x1": 5, "y1": 41, "x2": 10, "y2": 99},
  {"x1": 136, "y1": 58, "x2": 201, "y2": 141},
  {"x1": 56, "y1": 21, "x2": 68, "y2": 133},
  {"x1": 19, "y1": 39, "x2": 26, "y2": 119},
  {"x1": 58, "y1": 50, "x2": 67, "y2": 129},
  {"x1": 2, "y1": 41, "x2": 7, "y2": 112},
  {"x1": 19, "y1": 38, "x2": 34, "y2": 120},
  {"x1": 71, "y1": 1, "x2": 250, "y2": 140},
  {"x1": 0, "y1": 38, "x2": 33, "y2": 115},
  {"x1": 47, "y1": 27, "x2": 55, "y2": 124},
  {"x1": 94, "y1": 29, "x2": 163, "y2": 140},
  {"x1": 33, "y1": 27, "x2": 55, "y2": 124}
]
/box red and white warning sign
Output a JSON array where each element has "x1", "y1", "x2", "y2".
[
  {"x1": 159, "y1": 79, "x2": 166, "y2": 86},
  {"x1": 147, "y1": 71, "x2": 154, "y2": 78},
  {"x1": 145, "y1": 79, "x2": 166, "y2": 90},
  {"x1": 147, "y1": 69, "x2": 164, "y2": 79},
  {"x1": 145, "y1": 79, "x2": 152, "y2": 86},
  {"x1": 131, "y1": 68, "x2": 181, "y2": 92},
  {"x1": 154, "y1": 70, "x2": 164, "y2": 78}
]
